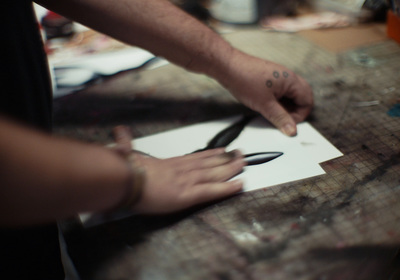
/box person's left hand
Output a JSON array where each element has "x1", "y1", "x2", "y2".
[{"x1": 112, "y1": 126, "x2": 245, "y2": 214}]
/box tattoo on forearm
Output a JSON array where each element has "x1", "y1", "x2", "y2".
[{"x1": 266, "y1": 80, "x2": 273, "y2": 88}]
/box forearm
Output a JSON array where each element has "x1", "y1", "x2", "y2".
[
  {"x1": 35, "y1": 0, "x2": 234, "y2": 77},
  {"x1": 0, "y1": 117, "x2": 130, "y2": 226},
  {"x1": 34, "y1": 0, "x2": 313, "y2": 135}
]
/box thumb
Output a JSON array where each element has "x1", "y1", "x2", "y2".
[
  {"x1": 260, "y1": 101, "x2": 297, "y2": 136},
  {"x1": 112, "y1": 125, "x2": 133, "y2": 156}
]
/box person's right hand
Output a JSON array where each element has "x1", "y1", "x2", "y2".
[{"x1": 214, "y1": 49, "x2": 314, "y2": 136}]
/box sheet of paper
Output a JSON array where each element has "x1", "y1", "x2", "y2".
[
  {"x1": 134, "y1": 116, "x2": 342, "y2": 192},
  {"x1": 296, "y1": 122, "x2": 343, "y2": 163}
]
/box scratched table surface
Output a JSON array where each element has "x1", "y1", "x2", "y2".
[{"x1": 55, "y1": 25, "x2": 400, "y2": 280}]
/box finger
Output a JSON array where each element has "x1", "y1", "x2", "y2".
[
  {"x1": 280, "y1": 95, "x2": 312, "y2": 123},
  {"x1": 167, "y1": 148, "x2": 228, "y2": 169},
  {"x1": 112, "y1": 125, "x2": 133, "y2": 155},
  {"x1": 180, "y1": 148, "x2": 227, "y2": 161},
  {"x1": 186, "y1": 179, "x2": 243, "y2": 206},
  {"x1": 200, "y1": 150, "x2": 243, "y2": 168},
  {"x1": 289, "y1": 78, "x2": 314, "y2": 123},
  {"x1": 193, "y1": 157, "x2": 245, "y2": 183},
  {"x1": 260, "y1": 100, "x2": 297, "y2": 136},
  {"x1": 183, "y1": 150, "x2": 243, "y2": 170},
  {"x1": 290, "y1": 105, "x2": 313, "y2": 123}
]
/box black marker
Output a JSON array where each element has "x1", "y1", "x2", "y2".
[{"x1": 244, "y1": 152, "x2": 283, "y2": 166}]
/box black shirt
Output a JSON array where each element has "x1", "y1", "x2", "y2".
[
  {"x1": 0, "y1": 1, "x2": 64, "y2": 279},
  {"x1": 1, "y1": 0, "x2": 52, "y2": 131}
]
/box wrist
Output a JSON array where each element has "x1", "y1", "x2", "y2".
[
  {"x1": 108, "y1": 155, "x2": 146, "y2": 213},
  {"x1": 121, "y1": 161, "x2": 146, "y2": 211},
  {"x1": 207, "y1": 47, "x2": 248, "y2": 91},
  {"x1": 184, "y1": 37, "x2": 235, "y2": 80}
]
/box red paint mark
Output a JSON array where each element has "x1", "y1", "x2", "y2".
[
  {"x1": 267, "y1": 235, "x2": 275, "y2": 241},
  {"x1": 387, "y1": 230, "x2": 396, "y2": 237},
  {"x1": 291, "y1": 223, "x2": 300, "y2": 230},
  {"x1": 336, "y1": 241, "x2": 346, "y2": 248},
  {"x1": 325, "y1": 66, "x2": 334, "y2": 73}
]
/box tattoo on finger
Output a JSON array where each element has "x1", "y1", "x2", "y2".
[
  {"x1": 273, "y1": 71, "x2": 280, "y2": 78},
  {"x1": 283, "y1": 71, "x2": 289, "y2": 78},
  {"x1": 266, "y1": 80, "x2": 273, "y2": 88}
]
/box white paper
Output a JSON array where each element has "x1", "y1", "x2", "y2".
[
  {"x1": 134, "y1": 116, "x2": 342, "y2": 191},
  {"x1": 296, "y1": 122, "x2": 343, "y2": 164}
]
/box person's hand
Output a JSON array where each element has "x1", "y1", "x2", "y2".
[
  {"x1": 132, "y1": 148, "x2": 245, "y2": 214},
  {"x1": 112, "y1": 126, "x2": 245, "y2": 214},
  {"x1": 215, "y1": 50, "x2": 314, "y2": 136}
]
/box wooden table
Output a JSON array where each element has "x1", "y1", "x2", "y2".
[{"x1": 55, "y1": 25, "x2": 400, "y2": 280}]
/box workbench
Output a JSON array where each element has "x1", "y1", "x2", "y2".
[{"x1": 54, "y1": 24, "x2": 400, "y2": 280}]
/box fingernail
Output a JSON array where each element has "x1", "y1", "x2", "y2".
[
  {"x1": 222, "y1": 150, "x2": 237, "y2": 160},
  {"x1": 231, "y1": 179, "x2": 244, "y2": 190},
  {"x1": 282, "y1": 124, "x2": 297, "y2": 136},
  {"x1": 113, "y1": 126, "x2": 131, "y2": 138},
  {"x1": 222, "y1": 149, "x2": 243, "y2": 160}
]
